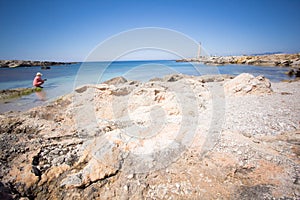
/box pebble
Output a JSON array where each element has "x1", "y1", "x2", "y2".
[
  {"x1": 127, "y1": 174, "x2": 134, "y2": 179},
  {"x1": 52, "y1": 156, "x2": 65, "y2": 165},
  {"x1": 43, "y1": 149, "x2": 50, "y2": 154},
  {"x1": 253, "y1": 139, "x2": 260, "y2": 144},
  {"x1": 52, "y1": 149, "x2": 60, "y2": 155},
  {"x1": 43, "y1": 164, "x2": 51, "y2": 170},
  {"x1": 265, "y1": 155, "x2": 273, "y2": 161}
]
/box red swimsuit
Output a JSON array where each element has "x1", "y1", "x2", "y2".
[{"x1": 33, "y1": 76, "x2": 44, "y2": 87}]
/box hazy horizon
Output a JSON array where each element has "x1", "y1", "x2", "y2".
[{"x1": 1, "y1": 51, "x2": 299, "y2": 63}]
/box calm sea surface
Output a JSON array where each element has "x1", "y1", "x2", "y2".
[{"x1": 0, "y1": 60, "x2": 293, "y2": 113}]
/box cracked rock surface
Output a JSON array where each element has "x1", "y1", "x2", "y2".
[{"x1": 0, "y1": 73, "x2": 299, "y2": 199}]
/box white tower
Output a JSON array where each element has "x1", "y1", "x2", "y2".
[{"x1": 197, "y1": 42, "x2": 201, "y2": 60}]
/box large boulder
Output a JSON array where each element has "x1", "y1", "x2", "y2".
[
  {"x1": 224, "y1": 73, "x2": 272, "y2": 96},
  {"x1": 162, "y1": 74, "x2": 186, "y2": 82},
  {"x1": 291, "y1": 59, "x2": 300, "y2": 67},
  {"x1": 103, "y1": 76, "x2": 127, "y2": 85},
  {"x1": 197, "y1": 74, "x2": 234, "y2": 83}
]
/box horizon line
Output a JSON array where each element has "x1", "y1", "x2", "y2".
[{"x1": 1, "y1": 51, "x2": 299, "y2": 63}]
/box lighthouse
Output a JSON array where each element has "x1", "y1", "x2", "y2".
[{"x1": 197, "y1": 42, "x2": 201, "y2": 61}]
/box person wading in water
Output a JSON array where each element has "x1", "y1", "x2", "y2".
[{"x1": 33, "y1": 72, "x2": 47, "y2": 88}]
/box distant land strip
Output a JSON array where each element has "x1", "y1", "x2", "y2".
[
  {"x1": 176, "y1": 53, "x2": 300, "y2": 68},
  {"x1": 0, "y1": 60, "x2": 77, "y2": 68}
]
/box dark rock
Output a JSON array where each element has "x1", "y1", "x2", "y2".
[
  {"x1": 198, "y1": 74, "x2": 234, "y2": 83},
  {"x1": 0, "y1": 181, "x2": 14, "y2": 200},
  {"x1": 281, "y1": 60, "x2": 291, "y2": 66},
  {"x1": 41, "y1": 66, "x2": 51, "y2": 70},
  {"x1": 274, "y1": 61, "x2": 280, "y2": 66},
  {"x1": 65, "y1": 153, "x2": 78, "y2": 166},
  {"x1": 286, "y1": 69, "x2": 296, "y2": 77},
  {"x1": 234, "y1": 185, "x2": 273, "y2": 200},
  {"x1": 0, "y1": 60, "x2": 76, "y2": 68},
  {"x1": 149, "y1": 77, "x2": 163, "y2": 82},
  {"x1": 163, "y1": 74, "x2": 185, "y2": 82},
  {"x1": 111, "y1": 86, "x2": 134, "y2": 96},
  {"x1": 285, "y1": 69, "x2": 300, "y2": 78},
  {"x1": 295, "y1": 69, "x2": 300, "y2": 77},
  {"x1": 32, "y1": 155, "x2": 39, "y2": 166},
  {"x1": 103, "y1": 76, "x2": 127, "y2": 85},
  {"x1": 75, "y1": 86, "x2": 88, "y2": 93},
  {"x1": 31, "y1": 166, "x2": 41, "y2": 177}
]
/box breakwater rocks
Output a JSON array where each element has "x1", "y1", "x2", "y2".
[
  {"x1": 177, "y1": 53, "x2": 300, "y2": 68},
  {"x1": 0, "y1": 60, "x2": 76, "y2": 68},
  {"x1": 0, "y1": 74, "x2": 299, "y2": 199}
]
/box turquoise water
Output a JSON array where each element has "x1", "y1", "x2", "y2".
[{"x1": 0, "y1": 60, "x2": 293, "y2": 113}]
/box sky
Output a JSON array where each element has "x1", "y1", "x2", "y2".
[{"x1": 0, "y1": 0, "x2": 299, "y2": 61}]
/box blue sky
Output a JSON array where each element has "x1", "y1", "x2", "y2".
[{"x1": 0, "y1": 0, "x2": 299, "y2": 61}]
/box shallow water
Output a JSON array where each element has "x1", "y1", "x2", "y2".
[{"x1": 0, "y1": 60, "x2": 293, "y2": 113}]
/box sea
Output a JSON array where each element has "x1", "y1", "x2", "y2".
[{"x1": 0, "y1": 60, "x2": 294, "y2": 113}]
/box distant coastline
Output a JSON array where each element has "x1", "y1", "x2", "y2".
[
  {"x1": 2, "y1": 53, "x2": 300, "y2": 69},
  {"x1": 176, "y1": 53, "x2": 300, "y2": 68},
  {"x1": 0, "y1": 60, "x2": 77, "y2": 68}
]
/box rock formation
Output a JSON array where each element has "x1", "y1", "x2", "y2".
[
  {"x1": 0, "y1": 74, "x2": 299, "y2": 199},
  {"x1": 0, "y1": 87, "x2": 42, "y2": 101},
  {"x1": 0, "y1": 60, "x2": 76, "y2": 68},
  {"x1": 177, "y1": 53, "x2": 300, "y2": 68},
  {"x1": 224, "y1": 73, "x2": 272, "y2": 96},
  {"x1": 286, "y1": 69, "x2": 300, "y2": 77}
]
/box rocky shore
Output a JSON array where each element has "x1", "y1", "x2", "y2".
[
  {"x1": 0, "y1": 74, "x2": 299, "y2": 199},
  {"x1": 177, "y1": 53, "x2": 300, "y2": 68},
  {"x1": 0, "y1": 88, "x2": 42, "y2": 102},
  {"x1": 0, "y1": 60, "x2": 76, "y2": 68}
]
